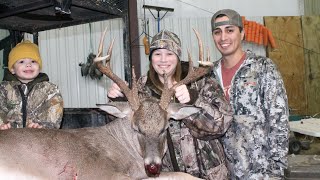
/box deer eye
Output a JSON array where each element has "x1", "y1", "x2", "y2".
[
  {"x1": 135, "y1": 126, "x2": 146, "y2": 136},
  {"x1": 133, "y1": 126, "x2": 141, "y2": 134}
]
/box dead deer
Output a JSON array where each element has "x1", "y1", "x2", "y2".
[{"x1": 0, "y1": 28, "x2": 211, "y2": 180}]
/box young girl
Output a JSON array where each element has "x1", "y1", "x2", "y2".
[
  {"x1": 108, "y1": 29, "x2": 233, "y2": 179},
  {"x1": 0, "y1": 40, "x2": 64, "y2": 130}
]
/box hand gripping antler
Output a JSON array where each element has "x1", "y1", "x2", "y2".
[
  {"x1": 94, "y1": 27, "x2": 140, "y2": 111},
  {"x1": 159, "y1": 28, "x2": 213, "y2": 110}
]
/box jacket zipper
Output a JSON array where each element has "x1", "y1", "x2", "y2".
[{"x1": 18, "y1": 85, "x2": 28, "y2": 128}]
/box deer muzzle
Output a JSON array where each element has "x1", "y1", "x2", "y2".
[{"x1": 145, "y1": 163, "x2": 161, "y2": 177}]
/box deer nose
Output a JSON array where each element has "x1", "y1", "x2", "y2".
[{"x1": 145, "y1": 163, "x2": 161, "y2": 177}]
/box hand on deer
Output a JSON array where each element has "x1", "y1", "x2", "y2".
[
  {"x1": 174, "y1": 85, "x2": 190, "y2": 104},
  {"x1": 27, "y1": 122, "x2": 43, "y2": 129},
  {"x1": 0, "y1": 122, "x2": 11, "y2": 130},
  {"x1": 107, "y1": 82, "x2": 125, "y2": 98}
]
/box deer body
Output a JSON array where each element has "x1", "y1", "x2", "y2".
[
  {"x1": 0, "y1": 99, "x2": 202, "y2": 180},
  {"x1": 0, "y1": 113, "x2": 144, "y2": 179}
]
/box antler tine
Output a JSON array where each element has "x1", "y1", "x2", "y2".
[
  {"x1": 130, "y1": 66, "x2": 140, "y2": 109},
  {"x1": 159, "y1": 29, "x2": 211, "y2": 110},
  {"x1": 159, "y1": 72, "x2": 170, "y2": 110},
  {"x1": 96, "y1": 27, "x2": 108, "y2": 60},
  {"x1": 193, "y1": 28, "x2": 203, "y2": 62},
  {"x1": 172, "y1": 48, "x2": 209, "y2": 95},
  {"x1": 95, "y1": 27, "x2": 140, "y2": 111},
  {"x1": 94, "y1": 27, "x2": 114, "y2": 63},
  {"x1": 207, "y1": 46, "x2": 210, "y2": 62}
]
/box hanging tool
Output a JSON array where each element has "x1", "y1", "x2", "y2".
[
  {"x1": 142, "y1": 1, "x2": 150, "y2": 55},
  {"x1": 142, "y1": 5, "x2": 174, "y2": 33},
  {"x1": 143, "y1": 19, "x2": 150, "y2": 55}
]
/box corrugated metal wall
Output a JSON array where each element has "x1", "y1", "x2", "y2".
[
  {"x1": 0, "y1": 29, "x2": 10, "y2": 81},
  {"x1": 38, "y1": 18, "x2": 124, "y2": 108},
  {"x1": 138, "y1": 17, "x2": 266, "y2": 75},
  {"x1": 138, "y1": 0, "x2": 304, "y2": 17}
]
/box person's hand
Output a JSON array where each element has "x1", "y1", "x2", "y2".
[
  {"x1": 107, "y1": 83, "x2": 124, "y2": 98},
  {"x1": 174, "y1": 84, "x2": 190, "y2": 104},
  {"x1": 0, "y1": 122, "x2": 11, "y2": 130},
  {"x1": 27, "y1": 122, "x2": 43, "y2": 129}
]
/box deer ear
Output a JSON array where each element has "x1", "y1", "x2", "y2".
[
  {"x1": 167, "y1": 103, "x2": 201, "y2": 120},
  {"x1": 96, "y1": 102, "x2": 132, "y2": 118}
]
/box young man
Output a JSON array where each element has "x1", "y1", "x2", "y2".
[
  {"x1": 0, "y1": 40, "x2": 63, "y2": 130},
  {"x1": 210, "y1": 9, "x2": 289, "y2": 179}
]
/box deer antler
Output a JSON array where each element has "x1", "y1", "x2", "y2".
[
  {"x1": 159, "y1": 28, "x2": 213, "y2": 110},
  {"x1": 94, "y1": 27, "x2": 140, "y2": 111}
]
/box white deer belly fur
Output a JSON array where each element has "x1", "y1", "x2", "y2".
[{"x1": 0, "y1": 168, "x2": 44, "y2": 180}]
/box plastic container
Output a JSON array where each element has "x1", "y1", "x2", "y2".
[{"x1": 61, "y1": 108, "x2": 112, "y2": 129}]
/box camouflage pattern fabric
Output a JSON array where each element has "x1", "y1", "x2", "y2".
[
  {"x1": 0, "y1": 73, "x2": 63, "y2": 129},
  {"x1": 212, "y1": 50, "x2": 289, "y2": 179},
  {"x1": 137, "y1": 62, "x2": 233, "y2": 180},
  {"x1": 149, "y1": 29, "x2": 182, "y2": 60}
]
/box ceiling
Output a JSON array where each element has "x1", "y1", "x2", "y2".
[{"x1": 0, "y1": 0, "x2": 128, "y2": 33}]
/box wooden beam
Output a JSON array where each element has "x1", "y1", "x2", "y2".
[
  {"x1": 128, "y1": 0, "x2": 141, "y2": 78},
  {"x1": 0, "y1": 0, "x2": 52, "y2": 19}
]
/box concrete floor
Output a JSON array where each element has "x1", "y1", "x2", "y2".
[{"x1": 286, "y1": 135, "x2": 320, "y2": 179}]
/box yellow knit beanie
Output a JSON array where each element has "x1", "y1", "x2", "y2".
[{"x1": 8, "y1": 40, "x2": 42, "y2": 70}]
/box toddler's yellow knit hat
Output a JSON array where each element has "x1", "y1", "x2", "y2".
[{"x1": 8, "y1": 40, "x2": 42, "y2": 70}]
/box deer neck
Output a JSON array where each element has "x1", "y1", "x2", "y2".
[{"x1": 106, "y1": 118, "x2": 140, "y2": 152}]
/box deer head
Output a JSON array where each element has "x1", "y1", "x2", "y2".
[{"x1": 94, "y1": 27, "x2": 211, "y2": 177}]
